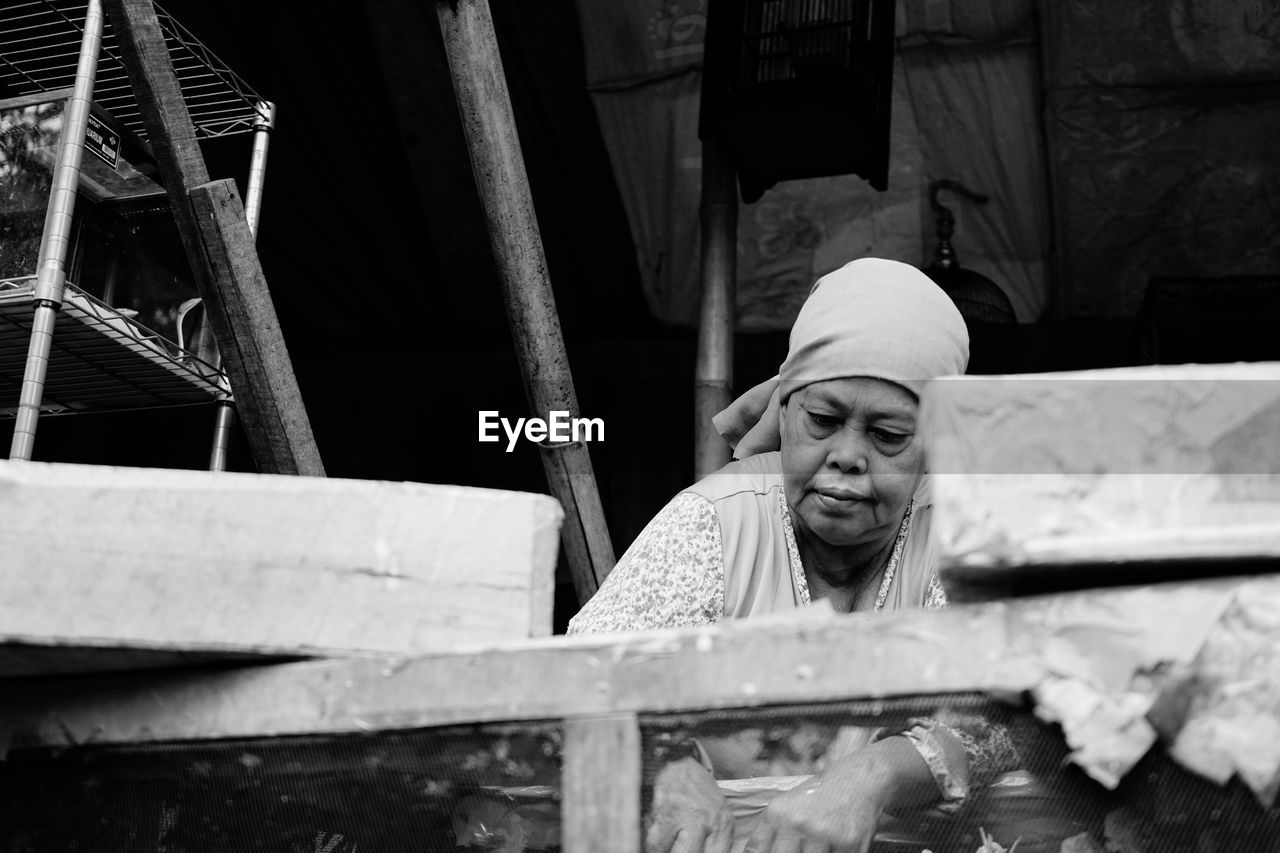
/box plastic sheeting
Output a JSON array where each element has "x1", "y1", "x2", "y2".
[
  {"x1": 1046, "y1": 85, "x2": 1280, "y2": 319},
  {"x1": 575, "y1": 0, "x2": 1050, "y2": 330},
  {"x1": 1041, "y1": 0, "x2": 1280, "y2": 88},
  {"x1": 1042, "y1": 0, "x2": 1280, "y2": 319}
]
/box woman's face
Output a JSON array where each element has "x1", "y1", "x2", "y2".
[{"x1": 780, "y1": 377, "x2": 925, "y2": 550}]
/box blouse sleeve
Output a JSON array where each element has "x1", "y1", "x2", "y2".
[
  {"x1": 899, "y1": 712, "x2": 1023, "y2": 813},
  {"x1": 566, "y1": 492, "x2": 725, "y2": 635},
  {"x1": 905, "y1": 574, "x2": 1023, "y2": 809}
]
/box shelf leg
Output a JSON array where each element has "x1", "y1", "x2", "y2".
[
  {"x1": 9, "y1": 0, "x2": 104, "y2": 460},
  {"x1": 208, "y1": 398, "x2": 237, "y2": 472},
  {"x1": 10, "y1": 303, "x2": 60, "y2": 461},
  {"x1": 202, "y1": 100, "x2": 268, "y2": 473},
  {"x1": 242, "y1": 101, "x2": 275, "y2": 237}
]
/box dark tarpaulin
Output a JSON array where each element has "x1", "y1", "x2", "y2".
[{"x1": 1041, "y1": 0, "x2": 1280, "y2": 319}]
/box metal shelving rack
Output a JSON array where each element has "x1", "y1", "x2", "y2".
[
  {"x1": 0, "y1": 0, "x2": 265, "y2": 140},
  {"x1": 0, "y1": 0, "x2": 272, "y2": 464},
  {"x1": 0, "y1": 276, "x2": 224, "y2": 415}
]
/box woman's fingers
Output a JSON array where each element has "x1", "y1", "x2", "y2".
[
  {"x1": 645, "y1": 816, "x2": 679, "y2": 853},
  {"x1": 745, "y1": 821, "x2": 775, "y2": 853},
  {"x1": 746, "y1": 820, "x2": 842, "y2": 853},
  {"x1": 670, "y1": 824, "x2": 710, "y2": 853},
  {"x1": 647, "y1": 811, "x2": 736, "y2": 853},
  {"x1": 705, "y1": 822, "x2": 735, "y2": 853},
  {"x1": 767, "y1": 829, "x2": 805, "y2": 853},
  {"x1": 647, "y1": 757, "x2": 737, "y2": 853}
]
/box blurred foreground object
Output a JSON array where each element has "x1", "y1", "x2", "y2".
[
  {"x1": 922, "y1": 361, "x2": 1280, "y2": 600},
  {"x1": 0, "y1": 459, "x2": 561, "y2": 675}
]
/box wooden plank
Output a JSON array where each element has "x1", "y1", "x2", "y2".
[
  {"x1": 100, "y1": 0, "x2": 323, "y2": 476},
  {"x1": 2, "y1": 576, "x2": 1267, "y2": 749},
  {"x1": 188, "y1": 180, "x2": 324, "y2": 475},
  {"x1": 0, "y1": 459, "x2": 561, "y2": 676},
  {"x1": 434, "y1": 0, "x2": 614, "y2": 603},
  {"x1": 921, "y1": 362, "x2": 1280, "y2": 600},
  {"x1": 562, "y1": 714, "x2": 642, "y2": 853}
]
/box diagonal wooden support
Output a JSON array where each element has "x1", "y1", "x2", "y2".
[
  {"x1": 435, "y1": 0, "x2": 615, "y2": 601},
  {"x1": 0, "y1": 458, "x2": 561, "y2": 675},
  {"x1": 189, "y1": 181, "x2": 324, "y2": 475},
  {"x1": 100, "y1": 0, "x2": 324, "y2": 476}
]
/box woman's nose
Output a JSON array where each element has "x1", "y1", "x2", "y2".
[{"x1": 826, "y1": 428, "x2": 869, "y2": 473}]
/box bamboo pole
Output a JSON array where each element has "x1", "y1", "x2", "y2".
[
  {"x1": 434, "y1": 0, "x2": 615, "y2": 603},
  {"x1": 694, "y1": 139, "x2": 738, "y2": 479}
]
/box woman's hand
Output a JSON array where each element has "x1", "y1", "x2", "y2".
[
  {"x1": 744, "y1": 734, "x2": 947, "y2": 853},
  {"x1": 744, "y1": 764, "x2": 885, "y2": 853},
  {"x1": 646, "y1": 757, "x2": 735, "y2": 853}
]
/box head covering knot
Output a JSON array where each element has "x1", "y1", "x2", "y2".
[{"x1": 713, "y1": 257, "x2": 969, "y2": 458}]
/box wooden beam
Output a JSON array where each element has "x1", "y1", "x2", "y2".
[
  {"x1": 0, "y1": 459, "x2": 561, "y2": 676},
  {"x1": 188, "y1": 180, "x2": 324, "y2": 475},
  {"x1": 2, "y1": 576, "x2": 1262, "y2": 749},
  {"x1": 563, "y1": 714, "x2": 642, "y2": 853},
  {"x1": 434, "y1": 0, "x2": 615, "y2": 602},
  {"x1": 100, "y1": 0, "x2": 323, "y2": 476}
]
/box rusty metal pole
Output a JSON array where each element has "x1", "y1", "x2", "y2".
[
  {"x1": 435, "y1": 0, "x2": 615, "y2": 603},
  {"x1": 694, "y1": 139, "x2": 737, "y2": 479}
]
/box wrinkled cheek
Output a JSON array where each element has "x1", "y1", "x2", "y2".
[
  {"x1": 781, "y1": 476, "x2": 805, "y2": 512},
  {"x1": 780, "y1": 450, "x2": 812, "y2": 508},
  {"x1": 870, "y1": 467, "x2": 924, "y2": 511}
]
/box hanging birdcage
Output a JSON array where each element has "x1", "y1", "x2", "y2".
[{"x1": 699, "y1": 0, "x2": 897, "y2": 202}]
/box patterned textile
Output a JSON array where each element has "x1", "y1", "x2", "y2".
[{"x1": 568, "y1": 493, "x2": 724, "y2": 634}]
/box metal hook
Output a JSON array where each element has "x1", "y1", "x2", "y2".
[
  {"x1": 928, "y1": 179, "x2": 989, "y2": 215},
  {"x1": 927, "y1": 180, "x2": 989, "y2": 270}
]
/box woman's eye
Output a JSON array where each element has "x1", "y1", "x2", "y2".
[
  {"x1": 807, "y1": 411, "x2": 842, "y2": 430},
  {"x1": 871, "y1": 428, "x2": 911, "y2": 445}
]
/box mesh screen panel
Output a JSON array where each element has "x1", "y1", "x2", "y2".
[
  {"x1": 1, "y1": 699, "x2": 1277, "y2": 852},
  {"x1": 640, "y1": 694, "x2": 1280, "y2": 853},
  {"x1": 0, "y1": 723, "x2": 562, "y2": 852}
]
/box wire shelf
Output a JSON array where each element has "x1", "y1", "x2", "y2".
[
  {"x1": 0, "y1": 0, "x2": 267, "y2": 140},
  {"x1": 0, "y1": 275, "x2": 227, "y2": 416}
]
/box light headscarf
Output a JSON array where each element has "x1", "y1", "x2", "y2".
[{"x1": 713, "y1": 258, "x2": 969, "y2": 458}]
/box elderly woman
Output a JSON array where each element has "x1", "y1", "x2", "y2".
[{"x1": 569, "y1": 259, "x2": 1015, "y2": 853}]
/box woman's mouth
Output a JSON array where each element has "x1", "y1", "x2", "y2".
[{"x1": 814, "y1": 486, "x2": 872, "y2": 504}]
